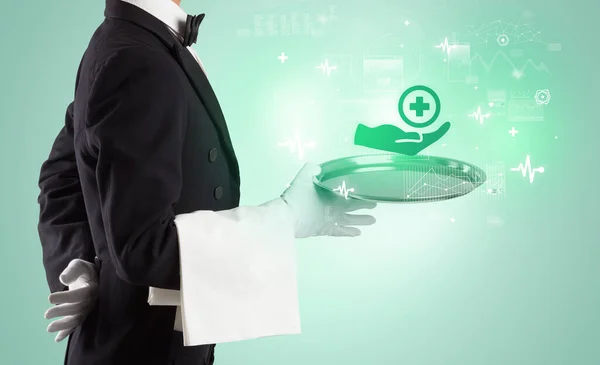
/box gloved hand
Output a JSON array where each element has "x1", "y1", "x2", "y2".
[
  {"x1": 281, "y1": 163, "x2": 377, "y2": 238},
  {"x1": 44, "y1": 258, "x2": 99, "y2": 342}
]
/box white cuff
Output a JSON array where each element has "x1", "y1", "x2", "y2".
[{"x1": 148, "y1": 287, "x2": 181, "y2": 306}]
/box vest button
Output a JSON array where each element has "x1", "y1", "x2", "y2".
[
  {"x1": 214, "y1": 186, "x2": 223, "y2": 200},
  {"x1": 208, "y1": 148, "x2": 218, "y2": 162}
]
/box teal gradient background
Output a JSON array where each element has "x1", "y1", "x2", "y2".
[{"x1": 0, "y1": 0, "x2": 597, "y2": 364}]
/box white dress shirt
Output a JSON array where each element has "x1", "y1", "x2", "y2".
[
  {"x1": 116, "y1": 0, "x2": 301, "y2": 346},
  {"x1": 121, "y1": 0, "x2": 205, "y2": 333},
  {"x1": 122, "y1": 0, "x2": 206, "y2": 73}
]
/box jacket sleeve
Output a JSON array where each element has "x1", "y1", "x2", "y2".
[
  {"x1": 38, "y1": 103, "x2": 96, "y2": 293},
  {"x1": 82, "y1": 48, "x2": 187, "y2": 289}
]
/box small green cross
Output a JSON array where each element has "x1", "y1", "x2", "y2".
[{"x1": 409, "y1": 96, "x2": 430, "y2": 117}]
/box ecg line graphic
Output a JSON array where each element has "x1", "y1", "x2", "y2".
[
  {"x1": 406, "y1": 168, "x2": 482, "y2": 199},
  {"x1": 471, "y1": 51, "x2": 549, "y2": 74},
  {"x1": 316, "y1": 58, "x2": 337, "y2": 76},
  {"x1": 277, "y1": 130, "x2": 316, "y2": 160},
  {"x1": 333, "y1": 181, "x2": 354, "y2": 199},
  {"x1": 434, "y1": 37, "x2": 457, "y2": 56},
  {"x1": 468, "y1": 106, "x2": 491, "y2": 124},
  {"x1": 510, "y1": 155, "x2": 544, "y2": 183}
]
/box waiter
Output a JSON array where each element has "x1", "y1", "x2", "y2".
[{"x1": 37, "y1": 1, "x2": 377, "y2": 364}]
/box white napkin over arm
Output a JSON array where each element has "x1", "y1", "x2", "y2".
[{"x1": 149, "y1": 197, "x2": 300, "y2": 346}]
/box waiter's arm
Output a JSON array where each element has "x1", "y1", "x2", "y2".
[
  {"x1": 83, "y1": 48, "x2": 187, "y2": 289},
  {"x1": 38, "y1": 102, "x2": 96, "y2": 293}
]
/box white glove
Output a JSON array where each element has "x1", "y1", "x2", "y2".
[
  {"x1": 44, "y1": 259, "x2": 99, "y2": 342},
  {"x1": 281, "y1": 163, "x2": 377, "y2": 238}
]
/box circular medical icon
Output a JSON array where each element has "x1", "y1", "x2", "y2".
[
  {"x1": 534, "y1": 89, "x2": 551, "y2": 105},
  {"x1": 398, "y1": 85, "x2": 441, "y2": 129},
  {"x1": 497, "y1": 34, "x2": 509, "y2": 46}
]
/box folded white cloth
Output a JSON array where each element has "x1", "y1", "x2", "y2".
[
  {"x1": 174, "y1": 306, "x2": 183, "y2": 332},
  {"x1": 147, "y1": 288, "x2": 183, "y2": 331},
  {"x1": 149, "y1": 198, "x2": 300, "y2": 345}
]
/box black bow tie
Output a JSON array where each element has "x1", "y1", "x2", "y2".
[{"x1": 182, "y1": 13, "x2": 205, "y2": 47}]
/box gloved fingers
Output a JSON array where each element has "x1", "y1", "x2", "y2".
[
  {"x1": 54, "y1": 327, "x2": 75, "y2": 343},
  {"x1": 341, "y1": 199, "x2": 377, "y2": 212},
  {"x1": 47, "y1": 314, "x2": 83, "y2": 333},
  {"x1": 45, "y1": 301, "x2": 87, "y2": 320},
  {"x1": 49, "y1": 284, "x2": 97, "y2": 305},
  {"x1": 330, "y1": 225, "x2": 362, "y2": 237},
  {"x1": 338, "y1": 213, "x2": 376, "y2": 226},
  {"x1": 60, "y1": 259, "x2": 98, "y2": 286},
  {"x1": 327, "y1": 197, "x2": 377, "y2": 212}
]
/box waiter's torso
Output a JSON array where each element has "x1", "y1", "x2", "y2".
[{"x1": 66, "y1": 1, "x2": 240, "y2": 364}]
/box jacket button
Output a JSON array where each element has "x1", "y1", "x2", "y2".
[
  {"x1": 208, "y1": 148, "x2": 218, "y2": 162},
  {"x1": 94, "y1": 256, "x2": 102, "y2": 269},
  {"x1": 214, "y1": 186, "x2": 223, "y2": 200}
]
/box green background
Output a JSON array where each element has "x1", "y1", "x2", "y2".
[{"x1": 0, "y1": 0, "x2": 597, "y2": 364}]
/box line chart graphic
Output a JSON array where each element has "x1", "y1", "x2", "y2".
[
  {"x1": 468, "y1": 106, "x2": 491, "y2": 124},
  {"x1": 405, "y1": 167, "x2": 482, "y2": 200},
  {"x1": 277, "y1": 130, "x2": 316, "y2": 160},
  {"x1": 333, "y1": 181, "x2": 354, "y2": 199},
  {"x1": 511, "y1": 155, "x2": 544, "y2": 183},
  {"x1": 508, "y1": 97, "x2": 544, "y2": 122},
  {"x1": 476, "y1": 162, "x2": 506, "y2": 200},
  {"x1": 471, "y1": 51, "x2": 549, "y2": 78}
]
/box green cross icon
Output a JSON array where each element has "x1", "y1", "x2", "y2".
[
  {"x1": 353, "y1": 84, "x2": 451, "y2": 156},
  {"x1": 409, "y1": 96, "x2": 430, "y2": 117}
]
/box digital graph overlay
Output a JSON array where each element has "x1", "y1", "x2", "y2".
[
  {"x1": 508, "y1": 93, "x2": 545, "y2": 122},
  {"x1": 434, "y1": 37, "x2": 457, "y2": 57},
  {"x1": 435, "y1": 37, "x2": 472, "y2": 82},
  {"x1": 277, "y1": 130, "x2": 316, "y2": 160},
  {"x1": 403, "y1": 165, "x2": 485, "y2": 201},
  {"x1": 470, "y1": 51, "x2": 548, "y2": 79},
  {"x1": 316, "y1": 58, "x2": 337, "y2": 76},
  {"x1": 511, "y1": 155, "x2": 544, "y2": 183},
  {"x1": 465, "y1": 20, "x2": 546, "y2": 45},
  {"x1": 468, "y1": 106, "x2": 492, "y2": 124},
  {"x1": 480, "y1": 163, "x2": 506, "y2": 200},
  {"x1": 333, "y1": 181, "x2": 355, "y2": 199}
]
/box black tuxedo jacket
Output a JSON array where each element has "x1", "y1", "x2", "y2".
[{"x1": 37, "y1": 1, "x2": 240, "y2": 364}]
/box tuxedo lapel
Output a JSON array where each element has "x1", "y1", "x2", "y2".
[
  {"x1": 173, "y1": 46, "x2": 240, "y2": 183},
  {"x1": 105, "y1": 0, "x2": 240, "y2": 185}
]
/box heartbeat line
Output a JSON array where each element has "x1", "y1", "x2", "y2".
[
  {"x1": 277, "y1": 130, "x2": 316, "y2": 160},
  {"x1": 316, "y1": 58, "x2": 337, "y2": 76},
  {"x1": 471, "y1": 51, "x2": 549, "y2": 76},
  {"x1": 468, "y1": 106, "x2": 491, "y2": 124},
  {"x1": 406, "y1": 168, "x2": 482, "y2": 199},
  {"x1": 333, "y1": 180, "x2": 354, "y2": 199},
  {"x1": 434, "y1": 37, "x2": 457, "y2": 56},
  {"x1": 511, "y1": 155, "x2": 544, "y2": 183}
]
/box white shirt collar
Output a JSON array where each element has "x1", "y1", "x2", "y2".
[{"x1": 120, "y1": 0, "x2": 188, "y2": 40}]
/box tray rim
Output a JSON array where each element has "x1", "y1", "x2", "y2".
[{"x1": 312, "y1": 153, "x2": 487, "y2": 203}]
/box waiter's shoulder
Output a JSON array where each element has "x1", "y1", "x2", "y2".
[
  {"x1": 86, "y1": 21, "x2": 182, "y2": 82},
  {"x1": 100, "y1": 47, "x2": 177, "y2": 78}
]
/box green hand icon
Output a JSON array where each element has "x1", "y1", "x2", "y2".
[
  {"x1": 353, "y1": 85, "x2": 450, "y2": 156},
  {"x1": 353, "y1": 121, "x2": 451, "y2": 156}
]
